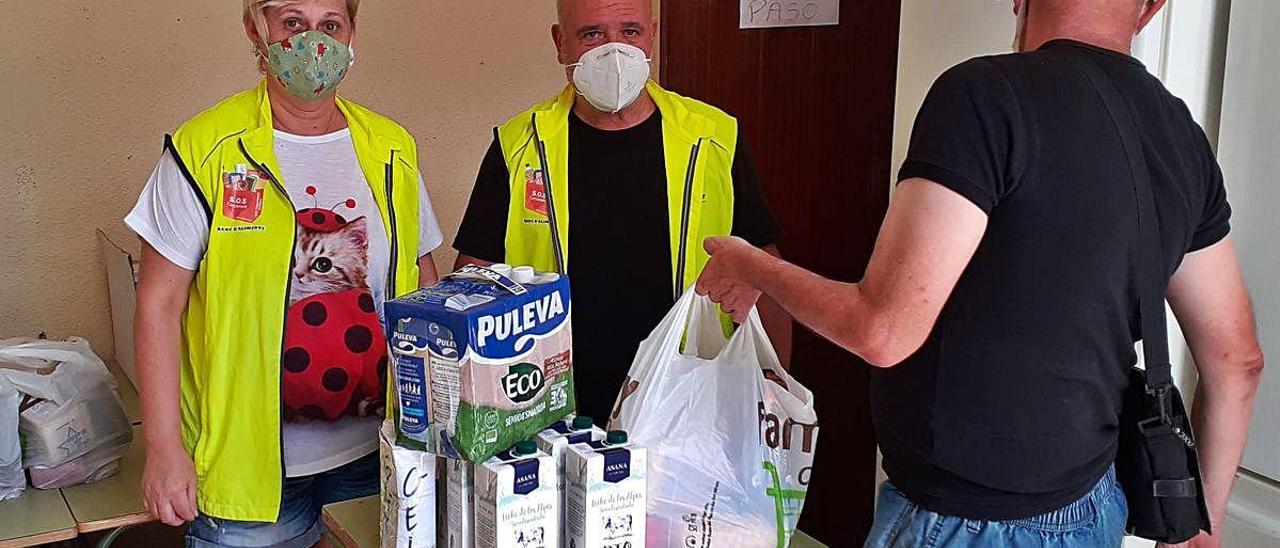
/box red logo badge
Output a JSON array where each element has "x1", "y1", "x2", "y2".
[
  {"x1": 524, "y1": 166, "x2": 547, "y2": 216},
  {"x1": 222, "y1": 167, "x2": 266, "y2": 223}
]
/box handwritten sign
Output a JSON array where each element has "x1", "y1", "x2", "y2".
[{"x1": 740, "y1": 0, "x2": 840, "y2": 29}]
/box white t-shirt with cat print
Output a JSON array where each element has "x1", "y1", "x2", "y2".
[{"x1": 126, "y1": 128, "x2": 444, "y2": 477}]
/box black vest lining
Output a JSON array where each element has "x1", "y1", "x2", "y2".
[{"x1": 164, "y1": 134, "x2": 213, "y2": 227}]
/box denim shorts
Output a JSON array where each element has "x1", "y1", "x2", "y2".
[
  {"x1": 864, "y1": 467, "x2": 1128, "y2": 548},
  {"x1": 186, "y1": 452, "x2": 380, "y2": 548}
]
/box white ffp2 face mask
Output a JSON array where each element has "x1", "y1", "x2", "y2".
[{"x1": 566, "y1": 42, "x2": 652, "y2": 113}]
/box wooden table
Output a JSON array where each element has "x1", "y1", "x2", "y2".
[
  {"x1": 323, "y1": 495, "x2": 830, "y2": 548},
  {"x1": 322, "y1": 495, "x2": 380, "y2": 548},
  {"x1": 0, "y1": 489, "x2": 78, "y2": 548}
]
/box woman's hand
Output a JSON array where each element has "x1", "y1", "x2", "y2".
[{"x1": 141, "y1": 444, "x2": 198, "y2": 526}]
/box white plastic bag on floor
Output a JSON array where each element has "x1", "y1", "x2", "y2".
[
  {"x1": 0, "y1": 337, "x2": 132, "y2": 469},
  {"x1": 0, "y1": 381, "x2": 24, "y2": 500},
  {"x1": 611, "y1": 293, "x2": 819, "y2": 548}
]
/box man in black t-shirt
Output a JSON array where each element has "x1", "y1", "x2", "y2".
[
  {"x1": 697, "y1": 1, "x2": 1263, "y2": 547},
  {"x1": 453, "y1": 0, "x2": 789, "y2": 425}
]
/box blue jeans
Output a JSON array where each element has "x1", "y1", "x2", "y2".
[
  {"x1": 865, "y1": 467, "x2": 1127, "y2": 548},
  {"x1": 186, "y1": 452, "x2": 380, "y2": 548}
]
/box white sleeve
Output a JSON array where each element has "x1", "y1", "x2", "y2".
[
  {"x1": 124, "y1": 149, "x2": 211, "y2": 271},
  {"x1": 417, "y1": 173, "x2": 445, "y2": 257}
]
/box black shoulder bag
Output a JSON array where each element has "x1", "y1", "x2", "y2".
[{"x1": 1069, "y1": 54, "x2": 1212, "y2": 543}]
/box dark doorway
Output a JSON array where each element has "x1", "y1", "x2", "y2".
[{"x1": 659, "y1": 0, "x2": 901, "y2": 543}]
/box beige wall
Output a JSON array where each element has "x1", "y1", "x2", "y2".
[
  {"x1": 0, "y1": 1, "x2": 570, "y2": 358},
  {"x1": 892, "y1": 0, "x2": 1015, "y2": 189}
]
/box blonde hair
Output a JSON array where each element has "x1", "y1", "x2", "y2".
[{"x1": 243, "y1": 0, "x2": 360, "y2": 44}]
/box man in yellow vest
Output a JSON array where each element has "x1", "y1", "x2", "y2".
[{"x1": 454, "y1": 0, "x2": 791, "y2": 424}]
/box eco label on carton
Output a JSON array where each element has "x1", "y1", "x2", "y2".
[
  {"x1": 386, "y1": 266, "x2": 575, "y2": 462},
  {"x1": 565, "y1": 442, "x2": 646, "y2": 548},
  {"x1": 475, "y1": 450, "x2": 559, "y2": 548}
]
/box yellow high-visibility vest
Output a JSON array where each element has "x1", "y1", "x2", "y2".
[
  {"x1": 166, "y1": 80, "x2": 421, "y2": 521},
  {"x1": 497, "y1": 81, "x2": 739, "y2": 300}
]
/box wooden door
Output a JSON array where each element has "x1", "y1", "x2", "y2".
[{"x1": 659, "y1": 0, "x2": 901, "y2": 543}]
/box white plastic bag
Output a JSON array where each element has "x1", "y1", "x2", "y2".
[
  {"x1": 0, "y1": 381, "x2": 24, "y2": 500},
  {"x1": 27, "y1": 436, "x2": 127, "y2": 489},
  {"x1": 611, "y1": 293, "x2": 819, "y2": 548},
  {"x1": 379, "y1": 420, "x2": 437, "y2": 548},
  {"x1": 0, "y1": 338, "x2": 132, "y2": 469}
]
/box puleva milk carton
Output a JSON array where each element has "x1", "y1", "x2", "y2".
[
  {"x1": 385, "y1": 265, "x2": 575, "y2": 462},
  {"x1": 474, "y1": 441, "x2": 559, "y2": 548},
  {"x1": 445, "y1": 458, "x2": 475, "y2": 548},
  {"x1": 565, "y1": 431, "x2": 647, "y2": 548},
  {"x1": 534, "y1": 416, "x2": 605, "y2": 543},
  {"x1": 379, "y1": 421, "x2": 437, "y2": 548}
]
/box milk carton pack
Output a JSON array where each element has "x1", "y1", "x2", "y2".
[
  {"x1": 474, "y1": 441, "x2": 559, "y2": 548},
  {"x1": 379, "y1": 421, "x2": 437, "y2": 548},
  {"x1": 565, "y1": 432, "x2": 646, "y2": 548},
  {"x1": 445, "y1": 458, "x2": 475, "y2": 548},
  {"x1": 534, "y1": 416, "x2": 605, "y2": 542},
  {"x1": 385, "y1": 265, "x2": 575, "y2": 461}
]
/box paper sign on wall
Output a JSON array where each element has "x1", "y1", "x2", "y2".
[{"x1": 740, "y1": 0, "x2": 840, "y2": 29}]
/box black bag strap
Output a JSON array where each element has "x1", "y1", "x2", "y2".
[{"x1": 1066, "y1": 54, "x2": 1175, "y2": 395}]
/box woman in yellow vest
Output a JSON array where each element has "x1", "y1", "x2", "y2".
[{"x1": 124, "y1": 1, "x2": 442, "y2": 545}]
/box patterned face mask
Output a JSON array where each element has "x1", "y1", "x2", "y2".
[{"x1": 263, "y1": 30, "x2": 353, "y2": 101}]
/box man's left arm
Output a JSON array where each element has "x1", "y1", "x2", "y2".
[
  {"x1": 1160, "y1": 238, "x2": 1264, "y2": 548},
  {"x1": 698, "y1": 178, "x2": 987, "y2": 367}
]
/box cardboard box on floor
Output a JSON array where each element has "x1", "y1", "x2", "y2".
[{"x1": 100, "y1": 230, "x2": 140, "y2": 388}]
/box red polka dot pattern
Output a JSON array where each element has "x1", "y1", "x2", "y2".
[{"x1": 283, "y1": 289, "x2": 387, "y2": 422}]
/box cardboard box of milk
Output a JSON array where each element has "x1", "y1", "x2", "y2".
[
  {"x1": 535, "y1": 416, "x2": 605, "y2": 542},
  {"x1": 474, "y1": 441, "x2": 558, "y2": 548},
  {"x1": 385, "y1": 265, "x2": 575, "y2": 462},
  {"x1": 445, "y1": 458, "x2": 475, "y2": 548},
  {"x1": 565, "y1": 432, "x2": 647, "y2": 548}
]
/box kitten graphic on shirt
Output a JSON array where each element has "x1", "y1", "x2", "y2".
[
  {"x1": 280, "y1": 190, "x2": 388, "y2": 423},
  {"x1": 290, "y1": 217, "x2": 370, "y2": 304}
]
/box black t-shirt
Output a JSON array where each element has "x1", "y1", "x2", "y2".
[
  {"x1": 454, "y1": 109, "x2": 782, "y2": 423},
  {"x1": 879, "y1": 39, "x2": 1232, "y2": 520}
]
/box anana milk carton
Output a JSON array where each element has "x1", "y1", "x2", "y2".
[
  {"x1": 534, "y1": 416, "x2": 605, "y2": 542},
  {"x1": 565, "y1": 431, "x2": 646, "y2": 548},
  {"x1": 385, "y1": 265, "x2": 574, "y2": 461},
  {"x1": 474, "y1": 441, "x2": 559, "y2": 548}
]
